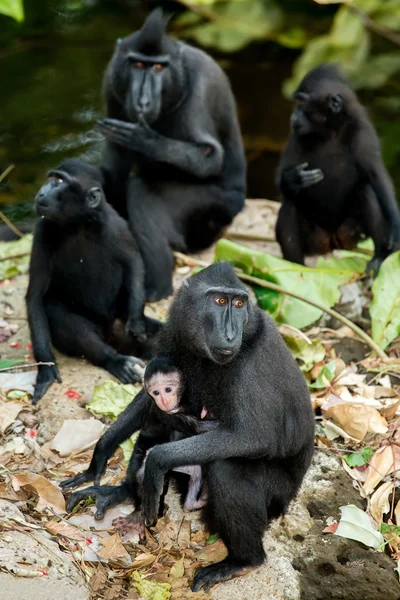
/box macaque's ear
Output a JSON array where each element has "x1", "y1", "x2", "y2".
[
  {"x1": 86, "y1": 187, "x2": 103, "y2": 208},
  {"x1": 328, "y1": 93, "x2": 343, "y2": 114}
]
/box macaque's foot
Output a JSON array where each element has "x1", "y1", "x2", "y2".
[{"x1": 112, "y1": 510, "x2": 146, "y2": 541}]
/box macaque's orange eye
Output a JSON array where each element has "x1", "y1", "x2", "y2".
[
  {"x1": 153, "y1": 64, "x2": 163, "y2": 72},
  {"x1": 216, "y1": 297, "x2": 226, "y2": 305},
  {"x1": 48, "y1": 175, "x2": 63, "y2": 184},
  {"x1": 135, "y1": 62, "x2": 144, "y2": 69},
  {"x1": 234, "y1": 299, "x2": 244, "y2": 308}
]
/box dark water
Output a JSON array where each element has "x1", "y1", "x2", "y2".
[{"x1": 0, "y1": 2, "x2": 399, "y2": 225}]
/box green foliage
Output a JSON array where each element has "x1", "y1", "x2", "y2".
[
  {"x1": 0, "y1": 359, "x2": 23, "y2": 370},
  {"x1": 206, "y1": 532, "x2": 220, "y2": 544},
  {"x1": 0, "y1": 0, "x2": 24, "y2": 22},
  {"x1": 214, "y1": 239, "x2": 363, "y2": 329},
  {"x1": 381, "y1": 523, "x2": 400, "y2": 536},
  {"x1": 309, "y1": 360, "x2": 336, "y2": 389},
  {"x1": 132, "y1": 571, "x2": 171, "y2": 600},
  {"x1": 87, "y1": 380, "x2": 141, "y2": 461},
  {"x1": 88, "y1": 380, "x2": 138, "y2": 419},
  {"x1": 0, "y1": 233, "x2": 32, "y2": 281},
  {"x1": 175, "y1": 0, "x2": 400, "y2": 94},
  {"x1": 281, "y1": 333, "x2": 326, "y2": 373},
  {"x1": 343, "y1": 447, "x2": 374, "y2": 468},
  {"x1": 175, "y1": 0, "x2": 283, "y2": 52},
  {"x1": 370, "y1": 251, "x2": 400, "y2": 350}
]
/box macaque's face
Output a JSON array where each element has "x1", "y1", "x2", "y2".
[{"x1": 146, "y1": 371, "x2": 182, "y2": 414}]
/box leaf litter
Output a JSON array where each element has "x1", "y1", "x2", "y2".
[{"x1": 0, "y1": 230, "x2": 400, "y2": 597}]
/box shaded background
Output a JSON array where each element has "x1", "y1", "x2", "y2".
[{"x1": 1, "y1": 0, "x2": 400, "y2": 225}]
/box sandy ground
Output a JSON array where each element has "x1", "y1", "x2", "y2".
[{"x1": 0, "y1": 200, "x2": 399, "y2": 600}]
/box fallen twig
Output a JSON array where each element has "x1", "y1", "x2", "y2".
[{"x1": 0, "y1": 361, "x2": 54, "y2": 373}]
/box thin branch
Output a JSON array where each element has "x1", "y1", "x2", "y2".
[
  {"x1": 173, "y1": 251, "x2": 388, "y2": 359},
  {"x1": 349, "y1": 5, "x2": 400, "y2": 46},
  {"x1": 0, "y1": 212, "x2": 24, "y2": 239},
  {"x1": 0, "y1": 164, "x2": 15, "y2": 184},
  {"x1": 0, "y1": 361, "x2": 54, "y2": 373}
]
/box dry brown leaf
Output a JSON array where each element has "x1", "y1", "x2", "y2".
[
  {"x1": 169, "y1": 556, "x2": 185, "y2": 581},
  {"x1": 0, "y1": 482, "x2": 23, "y2": 501},
  {"x1": 97, "y1": 533, "x2": 132, "y2": 567},
  {"x1": 158, "y1": 518, "x2": 191, "y2": 550},
  {"x1": 194, "y1": 539, "x2": 228, "y2": 564},
  {"x1": 324, "y1": 403, "x2": 388, "y2": 440},
  {"x1": 45, "y1": 519, "x2": 87, "y2": 541},
  {"x1": 375, "y1": 387, "x2": 397, "y2": 399},
  {"x1": 380, "y1": 400, "x2": 400, "y2": 421},
  {"x1": 323, "y1": 419, "x2": 360, "y2": 442},
  {"x1": 51, "y1": 418, "x2": 105, "y2": 457},
  {"x1": 363, "y1": 445, "x2": 400, "y2": 495},
  {"x1": 0, "y1": 400, "x2": 23, "y2": 433},
  {"x1": 369, "y1": 481, "x2": 393, "y2": 523},
  {"x1": 130, "y1": 553, "x2": 156, "y2": 569},
  {"x1": 341, "y1": 458, "x2": 368, "y2": 485},
  {"x1": 12, "y1": 472, "x2": 66, "y2": 513}
]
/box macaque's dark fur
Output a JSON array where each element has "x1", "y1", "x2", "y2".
[
  {"x1": 276, "y1": 64, "x2": 400, "y2": 275},
  {"x1": 61, "y1": 262, "x2": 314, "y2": 592},
  {"x1": 99, "y1": 9, "x2": 246, "y2": 300},
  {"x1": 26, "y1": 159, "x2": 160, "y2": 404}
]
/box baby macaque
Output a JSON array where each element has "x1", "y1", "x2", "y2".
[{"x1": 112, "y1": 357, "x2": 217, "y2": 536}]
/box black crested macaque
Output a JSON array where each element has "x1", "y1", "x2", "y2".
[
  {"x1": 61, "y1": 262, "x2": 315, "y2": 592},
  {"x1": 276, "y1": 64, "x2": 400, "y2": 275},
  {"x1": 98, "y1": 9, "x2": 246, "y2": 301},
  {"x1": 26, "y1": 159, "x2": 161, "y2": 404},
  {"x1": 61, "y1": 357, "x2": 216, "y2": 530}
]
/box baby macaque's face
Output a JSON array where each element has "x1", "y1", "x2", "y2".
[{"x1": 146, "y1": 371, "x2": 182, "y2": 414}]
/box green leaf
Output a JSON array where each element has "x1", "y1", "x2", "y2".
[
  {"x1": 281, "y1": 333, "x2": 325, "y2": 373},
  {"x1": 283, "y1": 30, "x2": 370, "y2": 97},
  {"x1": 277, "y1": 27, "x2": 307, "y2": 50},
  {"x1": 214, "y1": 239, "x2": 363, "y2": 329},
  {"x1": 309, "y1": 360, "x2": 336, "y2": 389},
  {"x1": 352, "y1": 53, "x2": 400, "y2": 90},
  {"x1": 0, "y1": 359, "x2": 24, "y2": 370},
  {"x1": 88, "y1": 381, "x2": 141, "y2": 462},
  {"x1": 176, "y1": 0, "x2": 283, "y2": 53},
  {"x1": 316, "y1": 251, "x2": 369, "y2": 273},
  {"x1": 335, "y1": 504, "x2": 385, "y2": 550},
  {"x1": 206, "y1": 532, "x2": 220, "y2": 544},
  {"x1": 169, "y1": 556, "x2": 185, "y2": 581},
  {"x1": 0, "y1": 0, "x2": 24, "y2": 21},
  {"x1": 370, "y1": 251, "x2": 400, "y2": 350},
  {"x1": 330, "y1": 6, "x2": 365, "y2": 48},
  {"x1": 119, "y1": 432, "x2": 140, "y2": 462},
  {"x1": 87, "y1": 380, "x2": 139, "y2": 419},
  {"x1": 381, "y1": 523, "x2": 400, "y2": 536},
  {"x1": 0, "y1": 234, "x2": 32, "y2": 282},
  {"x1": 343, "y1": 447, "x2": 374, "y2": 468},
  {"x1": 132, "y1": 570, "x2": 171, "y2": 600}
]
